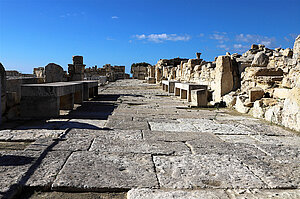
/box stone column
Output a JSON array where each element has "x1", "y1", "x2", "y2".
[
  {"x1": 68, "y1": 56, "x2": 86, "y2": 81},
  {"x1": 213, "y1": 56, "x2": 234, "y2": 102}
]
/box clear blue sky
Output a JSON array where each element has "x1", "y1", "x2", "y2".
[{"x1": 0, "y1": 0, "x2": 299, "y2": 74}]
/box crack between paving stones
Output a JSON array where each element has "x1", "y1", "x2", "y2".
[
  {"x1": 87, "y1": 138, "x2": 95, "y2": 151},
  {"x1": 49, "y1": 150, "x2": 73, "y2": 190},
  {"x1": 237, "y1": 157, "x2": 269, "y2": 189},
  {"x1": 147, "y1": 121, "x2": 151, "y2": 131},
  {"x1": 151, "y1": 154, "x2": 161, "y2": 188},
  {"x1": 183, "y1": 141, "x2": 195, "y2": 155}
]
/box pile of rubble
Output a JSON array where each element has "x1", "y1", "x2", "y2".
[{"x1": 144, "y1": 35, "x2": 300, "y2": 132}]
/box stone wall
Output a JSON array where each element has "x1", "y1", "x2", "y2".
[
  {"x1": 85, "y1": 64, "x2": 128, "y2": 82},
  {"x1": 131, "y1": 63, "x2": 150, "y2": 80},
  {"x1": 68, "y1": 56, "x2": 86, "y2": 81}
]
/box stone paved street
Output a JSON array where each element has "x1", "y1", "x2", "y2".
[{"x1": 0, "y1": 79, "x2": 299, "y2": 199}]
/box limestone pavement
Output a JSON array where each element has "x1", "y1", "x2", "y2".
[{"x1": 0, "y1": 79, "x2": 299, "y2": 199}]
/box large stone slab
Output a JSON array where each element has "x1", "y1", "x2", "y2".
[
  {"x1": 240, "y1": 153, "x2": 300, "y2": 188},
  {"x1": 106, "y1": 119, "x2": 149, "y2": 130},
  {"x1": 26, "y1": 137, "x2": 94, "y2": 152},
  {"x1": 226, "y1": 189, "x2": 300, "y2": 199},
  {"x1": 153, "y1": 154, "x2": 264, "y2": 189},
  {"x1": 0, "y1": 151, "x2": 40, "y2": 197},
  {"x1": 148, "y1": 122, "x2": 198, "y2": 132},
  {"x1": 186, "y1": 118, "x2": 254, "y2": 135},
  {"x1": 5, "y1": 130, "x2": 63, "y2": 141},
  {"x1": 65, "y1": 129, "x2": 142, "y2": 140},
  {"x1": 25, "y1": 151, "x2": 71, "y2": 187},
  {"x1": 142, "y1": 130, "x2": 222, "y2": 142},
  {"x1": 52, "y1": 152, "x2": 158, "y2": 191},
  {"x1": 128, "y1": 188, "x2": 229, "y2": 199},
  {"x1": 186, "y1": 140, "x2": 265, "y2": 158},
  {"x1": 89, "y1": 137, "x2": 190, "y2": 155}
]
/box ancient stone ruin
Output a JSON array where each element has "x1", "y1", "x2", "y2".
[
  {"x1": 139, "y1": 35, "x2": 300, "y2": 132},
  {"x1": 68, "y1": 56, "x2": 86, "y2": 81},
  {"x1": 0, "y1": 36, "x2": 299, "y2": 199}
]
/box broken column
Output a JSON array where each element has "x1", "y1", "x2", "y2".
[
  {"x1": 213, "y1": 56, "x2": 234, "y2": 102},
  {"x1": 196, "y1": 52, "x2": 201, "y2": 59},
  {"x1": 45, "y1": 63, "x2": 65, "y2": 83},
  {"x1": 68, "y1": 56, "x2": 86, "y2": 81}
]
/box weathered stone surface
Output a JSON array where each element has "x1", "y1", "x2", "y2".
[
  {"x1": 25, "y1": 151, "x2": 71, "y2": 187},
  {"x1": 142, "y1": 130, "x2": 222, "y2": 142},
  {"x1": 249, "y1": 87, "x2": 264, "y2": 102},
  {"x1": 0, "y1": 150, "x2": 40, "y2": 195},
  {"x1": 187, "y1": 118, "x2": 254, "y2": 135},
  {"x1": 235, "y1": 96, "x2": 250, "y2": 114},
  {"x1": 226, "y1": 189, "x2": 300, "y2": 199},
  {"x1": 45, "y1": 63, "x2": 65, "y2": 83},
  {"x1": 153, "y1": 154, "x2": 264, "y2": 189},
  {"x1": 26, "y1": 137, "x2": 94, "y2": 152},
  {"x1": 89, "y1": 137, "x2": 190, "y2": 155},
  {"x1": 251, "y1": 52, "x2": 269, "y2": 67},
  {"x1": 273, "y1": 88, "x2": 291, "y2": 99},
  {"x1": 106, "y1": 119, "x2": 149, "y2": 130},
  {"x1": 213, "y1": 56, "x2": 234, "y2": 102},
  {"x1": 6, "y1": 130, "x2": 63, "y2": 141},
  {"x1": 149, "y1": 121, "x2": 198, "y2": 132},
  {"x1": 128, "y1": 188, "x2": 229, "y2": 199},
  {"x1": 52, "y1": 152, "x2": 158, "y2": 191},
  {"x1": 241, "y1": 153, "x2": 300, "y2": 188},
  {"x1": 282, "y1": 87, "x2": 300, "y2": 131},
  {"x1": 293, "y1": 34, "x2": 300, "y2": 60}
]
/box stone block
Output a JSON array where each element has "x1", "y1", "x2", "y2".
[
  {"x1": 149, "y1": 121, "x2": 198, "y2": 132},
  {"x1": 52, "y1": 152, "x2": 158, "y2": 191},
  {"x1": 153, "y1": 154, "x2": 264, "y2": 189},
  {"x1": 249, "y1": 87, "x2": 264, "y2": 102},
  {"x1": 21, "y1": 96, "x2": 60, "y2": 118},
  {"x1": 273, "y1": 88, "x2": 291, "y2": 99},
  {"x1": 128, "y1": 188, "x2": 229, "y2": 199},
  {"x1": 45, "y1": 63, "x2": 65, "y2": 83},
  {"x1": 251, "y1": 52, "x2": 269, "y2": 67},
  {"x1": 191, "y1": 89, "x2": 207, "y2": 107},
  {"x1": 89, "y1": 137, "x2": 190, "y2": 155},
  {"x1": 213, "y1": 56, "x2": 234, "y2": 102}
]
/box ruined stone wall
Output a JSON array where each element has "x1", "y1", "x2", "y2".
[
  {"x1": 85, "y1": 64, "x2": 127, "y2": 82},
  {"x1": 131, "y1": 64, "x2": 149, "y2": 80},
  {"x1": 150, "y1": 35, "x2": 300, "y2": 132}
]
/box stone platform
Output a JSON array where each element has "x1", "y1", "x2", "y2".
[{"x1": 0, "y1": 79, "x2": 299, "y2": 199}]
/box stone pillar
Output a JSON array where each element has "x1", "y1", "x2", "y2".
[
  {"x1": 213, "y1": 56, "x2": 234, "y2": 102},
  {"x1": 68, "y1": 56, "x2": 86, "y2": 81},
  {"x1": 60, "y1": 93, "x2": 74, "y2": 110},
  {"x1": 45, "y1": 63, "x2": 65, "y2": 83}
]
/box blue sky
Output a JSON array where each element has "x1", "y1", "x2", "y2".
[{"x1": 0, "y1": 0, "x2": 299, "y2": 74}]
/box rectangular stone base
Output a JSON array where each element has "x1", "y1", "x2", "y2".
[
  {"x1": 21, "y1": 96, "x2": 60, "y2": 118},
  {"x1": 191, "y1": 89, "x2": 208, "y2": 107}
]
